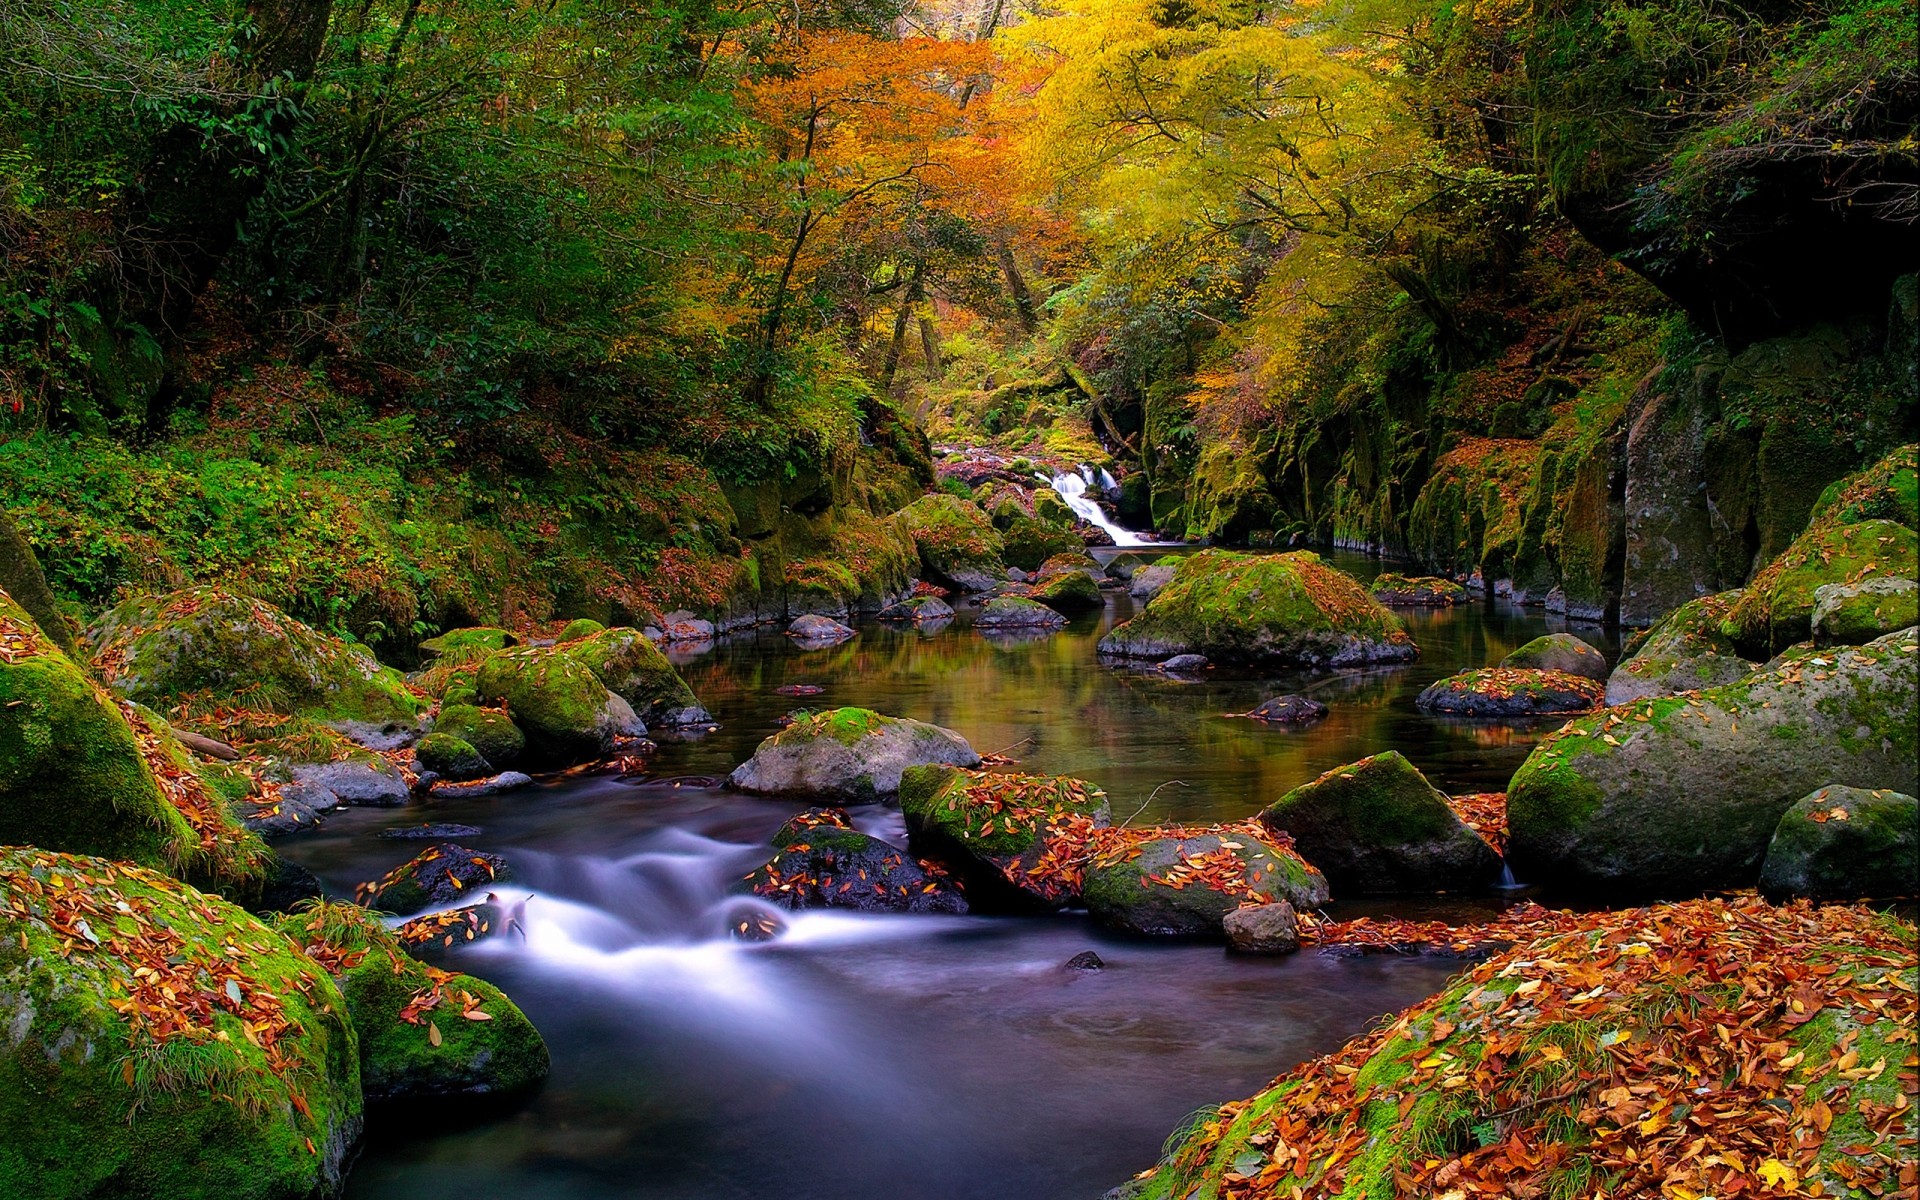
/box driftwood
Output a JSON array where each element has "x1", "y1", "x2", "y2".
[{"x1": 169, "y1": 726, "x2": 242, "y2": 761}]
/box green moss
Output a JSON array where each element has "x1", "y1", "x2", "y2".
[
  {"x1": 1726, "y1": 518, "x2": 1917, "y2": 653},
  {"x1": 1082, "y1": 832, "x2": 1328, "y2": 936},
  {"x1": 415, "y1": 732, "x2": 490, "y2": 780},
  {"x1": 1029, "y1": 570, "x2": 1103, "y2": 612},
  {"x1": 417, "y1": 627, "x2": 518, "y2": 661},
  {"x1": 564, "y1": 627, "x2": 703, "y2": 722},
  {"x1": 898, "y1": 494, "x2": 1004, "y2": 579},
  {"x1": 474, "y1": 646, "x2": 621, "y2": 763},
  {"x1": 432, "y1": 705, "x2": 525, "y2": 767},
  {"x1": 774, "y1": 706, "x2": 889, "y2": 749},
  {"x1": 1000, "y1": 514, "x2": 1082, "y2": 571},
  {"x1": 554, "y1": 618, "x2": 605, "y2": 642}
]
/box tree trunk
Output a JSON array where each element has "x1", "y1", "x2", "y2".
[
  {"x1": 918, "y1": 315, "x2": 943, "y2": 380},
  {"x1": 997, "y1": 241, "x2": 1038, "y2": 334},
  {"x1": 878, "y1": 257, "x2": 926, "y2": 392}
]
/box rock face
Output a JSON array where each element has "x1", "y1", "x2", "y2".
[
  {"x1": 475, "y1": 646, "x2": 644, "y2": 764},
  {"x1": 432, "y1": 704, "x2": 525, "y2": 768},
  {"x1": 1758, "y1": 786, "x2": 1918, "y2": 902},
  {"x1": 1098, "y1": 550, "x2": 1416, "y2": 667},
  {"x1": 899, "y1": 495, "x2": 1005, "y2": 592},
  {"x1": 900, "y1": 766, "x2": 1111, "y2": 909},
  {"x1": 563, "y1": 627, "x2": 710, "y2": 725},
  {"x1": 1080, "y1": 825, "x2": 1329, "y2": 937},
  {"x1": 1812, "y1": 576, "x2": 1918, "y2": 646},
  {"x1": 1223, "y1": 902, "x2": 1299, "y2": 954},
  {"x1": 0, "y1": 849, "x2": 361, "y2": 1200},
  {"x1": 974, "y1": 596, "x2": 1067, "y2": 630},
  {"x1": 1605, "y1": 589, "x2": 1756, "y2": 704},
  {"x1": 741, "y1": 808, "x2": 967, "y2": 914},
  {"x1": 1242, "y1": 695, "x2": 1328, "y2": 724},
  {"x1": 87, "y1": 586, "x2": 421, "y2": 724},
  {"x1": 368, "y1": 843, "x2": 510, "y2": 916},
  {"x1": 1259, "y1": 751, "x2": 1502, "y2": 894},
  {"x1": 277, "y1": 902, "x2": 548, "y2": 1108},
  {"x1": 1500, "y1": 633, "x2": 1609, "y2": 681},
  {"x1": 786, "y1": 614, "x2": 856, "y2": 645},
  {"x1": 1507, "y1": 627, "x2": 1919, "y2": 896},
  {"x1": 1368, "y1": 573, "x2": 1468, "y2": 606},
  {"x1": 1415, "y1": 667, "x2": 1605, "y2": 716},
  {"x1": 728, "y1": 708, "x2": 981, "y2": 801}
]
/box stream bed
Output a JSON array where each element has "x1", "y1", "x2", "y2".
[{"x1": 283, "y1": 553, "x2": 1616, "y2": 1200}]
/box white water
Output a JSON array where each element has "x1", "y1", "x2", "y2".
[{"x1": 1049, "y1": 466, "x2": 1153, "y2": 547}]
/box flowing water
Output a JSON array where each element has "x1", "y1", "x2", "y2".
[
  {"x1": 284, "y1": 552, "x2": 1616, "y2": 1200},
  {"x1": 1049, "y1": 468, "x2": 1156, "y2": 548}
]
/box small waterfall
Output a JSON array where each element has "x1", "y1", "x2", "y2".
[
  {"x1": 1050, "y1": 467, "x2": 1153, "y2": 547},
  {"x1": 1495, "y1": 860, "x2": 1523, "y2": 890}
]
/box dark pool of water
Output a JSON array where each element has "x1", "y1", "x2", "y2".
[{"x1": 287, "y1": 552, "x2": 1615, "y2": 1200}]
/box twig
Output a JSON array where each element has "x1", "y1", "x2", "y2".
[{"x1": 1121, "y1": 779, "x2": 1187, "y2": 827}]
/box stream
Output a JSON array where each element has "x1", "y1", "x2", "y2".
[{"x1": 282, "y1": 552, "x2": 1617, "y2": 1200}]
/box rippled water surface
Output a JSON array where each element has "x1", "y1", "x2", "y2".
[{"x1": 286, "y1": 552, "x2": 1616, "y2": 1200}]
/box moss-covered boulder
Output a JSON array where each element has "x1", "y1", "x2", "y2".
[
  {"x1": 740, "y1": 807, "x2": 967, "y2": 914},
  {"x1": 277, "y1": 902, "x2": 548, "y2": 1107},
  {"x1": 1097, "y1": 550, "x2": 1416, "y2": 667},
  {"x1": 432, "y1": 704, "x2": 525, "y2": 769},
  {"x1": 417, "y1": 626, "x2": 519, "y2": 661},
  {"x1": 974, "y1": 596, "x2": 1068, "y2": 630},
  {"x1": 727, "y1": 707, "x2": 981, "y2": 801},
  {"x1": 0, "y1": 849, "x2": 361, "y2": 1200},
  {"x1": 876, "y1": 595, "x2": 955, "y2": 623},
  {"x1": 366, "y1": 843, "x2": 510, "y2": 916},
  {"x1": 1415, "y1": 667, "x2": 1605, "y2": 716},
  {"x1": 1080, "y1": 823, "x2": 1329, "y2": 937},
  {"x1": 1111, "y1": 899, "x2": 1917, "y2": 1200},
  {"x1": 1258, "y1": 751, "x2": 1503, "y2": 894},
  {"x1": 88, "y1": 587, "x2": 422, "y2": 724},
  {"x1": 1128, "y1": 562, "x2": 1177, "y2": 600},
  {"x1": 1812, "y1": 576, "x2": 1918, "y2": 646},
  {"x1": 1240, "y1": 695, "x2": 1329, "y2": 724},
  {"x1": 1724, "y1": 518, "x2": 1918, "y2": 654},
  {"x1": 1605, "y1": 589, "x2": 1756, "y2": 704},
  {"x1": 1368, "y1": 573, "x2": 1468, "y2": 606},
  {"x1": 1000, "y1": 513, "x2": 1083, "y2": 572},
  {"x1": 1, "y1": 592, "x2": 268, "y2": 892},
  {"x1": 1500, "y1": 632, "x2": 1609, "y2": 681},
  {"x1": 0, "y1": 508, "x2": 77, "y2": 656},
  {"x1": 900, "y1": 767, "x2": 1111, "y2": 909},
  {"x1": 563, "y1": 627, "x2": 710, "y2": 725},
  {"x1": 898, "y1": 495, "x2": 1005, "y2": 592},
  {"x1": 1759, "y1": 786, "x2": 1918, "y2": 901},
  {"x1": 555, "y1": 618, "x2": 605, "y2": 642},
  {"x1": 1037, "y1": 551, "x2": 1102, "y2": 581},
  {"x1": 415, "y1": 733, "x2": 490, "y2": 782},
  {"x1": 474, "y1": 646, "x2": 643, "y2": 764},
  {"x1": 1508, "y1": 627, "x2": 1919, "y2": 896},
  {"x1": 1029, "y1": 569, "x2": 1103, "y2": 613}
]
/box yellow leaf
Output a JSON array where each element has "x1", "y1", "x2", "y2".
[
  {"x1": 427, "y1": 1020, "x2": 442, "y2": 1047},
  {"x1": 1757, "y1": 1159, "x2": 1798, "y2": 1189}
]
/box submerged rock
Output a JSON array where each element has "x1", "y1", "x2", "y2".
[
  {"x1": 1415, "y1": 667, "x2": 1605, "y2": 716},
  {"x1": 786, "y1": 614, "x2": 856, "y2": 645},
  {"x1": 741, "y1": 808, "x2": 967, "y2": 914},
  {"x1": 1368, "y1": 573, "x2": 1468, "y2": 606},
  {"x1": 1259, "y1": 751, "x2": 1502, "y2": 894},
  {"x1": 1080, "y1": 824, "x2": 1329, "y2": 938},
  {"x1": 974, "y1": 596, "x2": 1068, "y2": 630},
  {"x1": 877, "y1": 595, "x2": 955, "y2": 623},
  {"x1": 1500, "y1": 632, "x2": 1609, "y2": 681},
  {"x1": 900, "y1": 766, "x2": 1112, "y2": 909},
  {"x1": 1223, "y1": 901, "x2": 1300, "y2": 955},
  {"x1": 1062, "y1": 949, "x2": 1106, "y2": 971},
  {"x1": 365, "y1": 843, "x2": 510, "y2": 916},
  {"x1": 728, "y1": 707, "x2": 981, "y2": 801},
  {"x1": 1098, "y1": 549, "x2": 1416, "y2": 667},
  {"x1": 1758, "y1": 785, "x2": 1918, "y2": 901},
  {"x1": 1158, "y1": 653, "x2": 1209, "y2": 672},
  {"x1": 380, "y1": 822, "x2": 485, "y2": 841},
  {"x1": 1241, "y1": 695, "x2": 1328, "y2": 724},
  {"x1": 1605, "y1": 589, "x2": 1756, "y2": 704}
]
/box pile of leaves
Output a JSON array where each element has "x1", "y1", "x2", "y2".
[
  {"x1": 1086, "y1": 820, "x2": 1308, "y2": 904},
  {"x1": 117, "y1": 699, "x2": 264, "y2": 871},
  {"x1": 1448, "y1": 792, "x2": 1510, "y2": 857},
  {"x1": 395, "y1": 902, "x2": 506, "y2": 949},
  {"x1": 1296, "y1": 900, "x2": 1586, "y2": 955},
  {"x1": 0, "y1": 608, "x2": 42, "y2": 662},
  {"x1": 278, "y1": 902, "x2": 495, "y2": 1038},
  {"x1": 1131, "y1": 897, "x2": 1918, "y2": 1200}
]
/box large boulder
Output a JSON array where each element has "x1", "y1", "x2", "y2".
[
  {"x1": 365, "y1": 843, "x2": 510, "y2": 916},
  {"x1": 276, "y1": 902, "x2": 548, "y2": 1107},
  {"x1": 0, "y1": 849, "x2": 361, "y2": 1200},
  {"x1": 1724, "y1": 518, "x2": 1917, "y2": 654},
  {"x1": 1507, "y1": 627, "x2": 1919, "y2": 896},
  {"x1": 1258, "y1": 751, "x2": 1503, "y2": 894},
  {"x1": 432, "y1": 704, "x2": 525, "y2": 768},
  {"x1": 741, "y1": 808, "x2": 967, "y2": 914},
  {"x1": 1415, "y1": 667, "x2": 1604, "y2": 716},
  {"x1": 563, "y1": 627, "x2": 710, "y2": 725},
  {"x1": 417, "y1": 626, "x2": 519, "y2": 661},
  {"x1": 1500, "y1": 633, "x2": 1609, "y2": 681},
  {"x1": 974, "y1": 596, "x2": 1067, "y2": 630},
  {"x1": 1812, "y1": 576, "x2": 1918, "y2": 646},
  {"x1": 1097, "y1": 550, "x2": 1416, "y2": 667},
  {"x1": 1029, "y1": 569, "x2": 1103, "y2": 612},
  {"x1": 1605, "y1": 589, "x2": 1756, "y2": 704},
  {"x1": 900, "y1": 766, "x2": 1111, "y2": 909},
  {"x1": 876, "y1": 595, "x2": 954, "y2": 623},
  {"x1": 1080, "y1": 824, "x2": 1329, "y2": 937},
  {"x1": 1368, "y1": 573, "x2": 1468, "y2": 606},
  {"x1": 898, "y1": 495, "x2": 1005, "y2": 592},
  {"x1": 87, "y1": 587, "x2": 421, "y2": 724},
  {"x1": 728, "y1": 708, "x2": 981, "y2": 801},
  {"x1": 1000, "y1": 514, "x2": 1082, "y2": 572},
  {"x1": 1758, "y1": 785, "x2": 1918, "y2": 902},
  {"x1": 474, "y1": 646, "x2": 644, "y2": 764}
]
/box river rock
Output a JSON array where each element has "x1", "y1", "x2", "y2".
[
  {"x1": 1242, "y1": 695, "x2": 1328, "y2": 724},
  {"x1": 1605, "y1": 589, "x2": 1757, "y2": 704},
  {"x1": 1029, "y1": 570, "x2": 1103, "y2": 612},
  {"x1": 878, "y1": 596, "x2": 955, "y2": 622},
  {"x1": 1062, "y1": 950, "x2": 1106, "y2": 971},
  {"x1": 1158, "y1": 654, "x2": 1209, "y2": 672},
  {"x1": 564, "y1": 627, "x2": 711, "y2": 725},
  {"x1": 741, "y1": 808, "x2": 967, "y2": 914},
  {"x1": 1037, "y1": 552, "x2": 1103, "y2": 582},
  {"x1": 728, "y1": 707, "x2": 981, "y2": 801},
  {"x1": 432, "y1": 704, "x2": 526, "y2": 768},
  {"x1": 1098, "y1": 550, "x2": 1416, "y2": 667},
  {"x1": 898, "y1": 495, "x2": 1005, "y2": 592},
  {"x1": 1001, "y1": 513, "x2": 1084, "y2": 572},
  {"x1": 278, "y1": 901, "x2": 548, "y2": 1107},
  {"x1": 1506, "y1": 627, "x2": 1920, "y2": 896},
  {"x1": 786, "y1": 614, "x2": 856, "y2": 645},
  {"x1": 418, "y1": 626, "x2": 519, "y2": 660},
  {"x1": 1223, "y1": 901, "x2": 1300, "y2": 955},
  {"x1": 380, "y1": 822, "x2": 485, "y2": 840},
  {"x1": 1726, "y1": 518, "x2": 1917, "y2": 654},
  {"x1": 1757, "y1": 785, "x2": 1919, "y2": 902},
  {"x1": 0, "y1": 848, "x2": 361, "y2": 1199},
  {"x1": 1104, "y1": 552, "x2": 1160, "y2": 582},
  {"x1": 414, "y1": 732, "x2": 490, "y2": 782},
  {"x1": 429, "y1": 771, "x2": 534, "y2": 799},
  {"x1": 975, "y1": 596, "x2": 1068, "y2": 630},
  {"x1": 475, "y1": 645, "x2": 644, "y2": 764},
  {"x1": 367, "y1": 843, "x2": 510, "y2": 916},
  {"x1": 1415, "y1": 667, "x2": 1605, "y2": 716},
  {"x1": 1259, "y1": 751, "x2": 1502, "y2": 894},
  {"x1": 286, "y1": 756, "x2": 412, "y2": 808},
  {"x1": 1128, "y1": 563, "x2": 1178, "y2": 601},
  {"x1": 1081, "y1": 826, "x2": 1329, "y2": 937},
  {"x1": 900, "y1": 766, "x2": 1111, "y2": 909},
  {"x1": 1500, "y1": 633, "x2": 1609, "y2": 681},
  {"x1": 1368, "y1": 573, "x2": 1468, "y2": 606},
  {"x1": 1812, "y1": 576, "x2": 1918, "y2": 646}
]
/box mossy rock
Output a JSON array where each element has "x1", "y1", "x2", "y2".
[
  {"x1": 415, "y1": 733, "x2": 490, "y2": 782},
  {"x1": 1000, "y1": 514, "x2": 1082, "y2": 572},
  {"x1": 1, "y1": 591, "x2": 268, "y2": 892},
  {"x1": 368, "y1": 843, "x2": 510, "y2": 917},
  {"x1": 1812, "y1": 576, "x2": 1918, "y2": 646},
  {"x1": 1806, "y1": 442, "x2": 1918, "y2": 530},
  {"x1": 1724, "y1": 518, "x2": 1918, "y2": 655},
  {"x1": 1037, "y1": 551, "x2": 1102, "y2": 581},
  {"x1": 1259, "y1": 751, "x2": 1502, "y2": 894},
  {"x1": 474, "y1": 646, "x2": 641, "y2": 764},
  {"x1": 555, "y1": 618, "x2": 606, "y2": 642},
  {"x1": 739, "y1": 807, "x2": 967, "y2": 914},
  {"x1": 897, "y1": 494, "x2": 1005, "y2": 592},
  {"x1": 432, "y1": 705, "x2": 525, "y2": 769},
  {"x1": 0, "y1": 848, "x2": 361, "y2": 1200},
  {"x1": 276, "y1": 903, "x2": 548, "y2": 1107},
  {"x1": 87, "y1": 586, "x2": 422, "y2": 724},
  {"x1": 1032, "y1": 487, "x2": 1075, "y2": 526},
  {"x1": 417, "y1": 627, "x2": 519, "y2": 662},
  {"x1": 974, "y1": 596, "x2": 1067, "y2": 630},
  {"x1": 1415, "y1": 667, "x2": 1605, "y2": 716},
  {"x1": 1500, "y1": 632, "x2": 1609, "y2": 681},
  {"x1": 727, "y1": 707, "x2": 981, "y2": 801},
  {"x1": 1128, "y1": 563, "x2": 1177, "y2": 600},
  {"x1": 1368, "y1": 573, "x2": 1468, "y2": 607},
  {"x1": 1507, "y1": 627, "x2": 1920, "y2": 896},
  {"x1": 1097, "y1": 549, "x2": 1416, "y2": 667},
  {"x1": 1758, "y1": 786, "x2": 1918, "y2": 902},
  {"x1": 1029, "y1": 570, "x2": 1103, "y2": 613},
  {"x1": 1103, "y1": 552, "x2": 1160, "y2": 582},
  {"x1": 876, "y1": 595, "x2": 955, "y2": 623},
  {"x1": 0, "y1": 508, "x2": 77, "y2": 657},
  {"x1": 563, "y1": 627, "x2": 709, "y2": 725},
  {"x1": 1605, "y1": 589, "x2": 1756, "y2": 704},
  {"x1": 1081, "y1": 829, "x2": 1329, "y2": 938},
  {"x1": 900, "y1": 766, "x2": 1111, "y2": 909}
]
